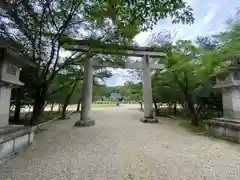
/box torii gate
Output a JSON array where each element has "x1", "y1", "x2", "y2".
[{"x1": 62, "y1": 39, "x2": 166, "y2": 127}]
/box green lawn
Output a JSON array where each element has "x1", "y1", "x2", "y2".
[
  {"x1": 91, "y1": 104, "x2": 116, "y2": 108},
  {"x1": 180, "y1": 123, "x2": 206, "y2": 134}
]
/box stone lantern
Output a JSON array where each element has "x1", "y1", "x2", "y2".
[
  {"x1": 0, "y1": 36, "x2": 37, "y2": 163},
  {"x1": 204, "y1": 64, "x2": 240, "y2": 142}
]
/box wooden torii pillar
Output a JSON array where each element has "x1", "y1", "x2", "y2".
[{"x1": 62, "y1": 40, "x2": 166, "y2": 126}]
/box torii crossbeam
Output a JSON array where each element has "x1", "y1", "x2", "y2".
[{"x1": 62, "y1": 39, "x2": 166, "y2": 126}]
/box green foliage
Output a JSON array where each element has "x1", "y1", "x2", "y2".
[
  {"x1": 152, "y1": 73, "x2": 183, "y2": 104},
  {"x1": 91, "y1": 81, "x2": 142, "y2": 102},
  {"x1": 61, "y1": 0, "x2": 195, "y2": 51},
  {"x1": 218, "y1": 23, "x2": 240, "y2": 62},
  {"x1": 150, "y1": 39, "x2": 225, "y2": 125},
  {"x1": 162, "y1": 40, "x2": 222, "y2": 94},
  {"x1": 84, "y1": 0, "x2": 194, "y2": 36},
  {"x1": 47, "y1": 74, "x2": 82, "y2": 104},
  {"x1": 123, "y1": 82, "x2": 142, "y2": 101}
]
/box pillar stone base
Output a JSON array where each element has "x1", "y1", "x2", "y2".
[
  {"x1": 74, "y1": 119, "x2": 95, "y2": 127},
  {"x1": 140, "y1": 117, "x2": 158, "y2": 123}
]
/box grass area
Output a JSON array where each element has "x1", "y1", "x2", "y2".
[
  {"x1": 180, "y1": 123, "x2": 206, "y2": 134},
  {"x1": 91, "y1": 103, "x2": 116, "y2": 108}
]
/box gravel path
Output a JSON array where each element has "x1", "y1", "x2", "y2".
[{"x1": 1, "y1": 106, "x2": 240, "y2": 180}]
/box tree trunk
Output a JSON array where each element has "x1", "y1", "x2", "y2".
[
  {"x1": 30, "y1": 99, "x2": 44, "y2": 125},
  {"x1": 14, "y1": 102, "x2": 21, "y2": 122},
  {"x1": 30, "y1": 86, "x2": 46, "y2": 125},
  {"x1": 51, "y1": 102, "x2": 54, "y2": 112},
  {"x1": 183, "y1": 102, "x2": 189, "y2": 117},
  {"x1": 140, "y1": 101, "x2": 143, "y2": 110},
  {"x1": 173, "y1": 103, "x2": 177, "y2": 115},
  {"x1": 153, "y1": 100, "x2": 159, "y2": 116},
  {"x1": 61, "y1": 81, "x2": 77, "y2": 118},
  {"x1": 168, "y1": 103, "x2": 172, "y2": 114},
  {"x1": 76, "y1": 96, "x2": 81, "y2": 112},
  {"x1": 58, "y1": 104, "x2": 61, "y2": 112},
  {"x1": 61, "y1": 103, "x2": 68, "y2": 118},
  {"x1": 13, "y1": 88, "x2": 23, "y2": 122},
  {"x1": 185, "y1": 94, "x2": 199, "y2": 126}
]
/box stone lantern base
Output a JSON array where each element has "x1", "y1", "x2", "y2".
[
  {"x1": 204, "y1": 118, "x2": 240, "y2": 142},
  {"x1": 0, "y1": 125, "x2": 37, "y2": 164},
  {"x1": 205, "y1": 65, "x2": 240, "y2": 143}
]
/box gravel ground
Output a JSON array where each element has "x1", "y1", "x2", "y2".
[{"x1": 1, "y1": 106, "x2": 240, "y2": 180}]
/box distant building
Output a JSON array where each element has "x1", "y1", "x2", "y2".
[{"x1": 110, "y1": 92, "x2": 122, "y2": 99}]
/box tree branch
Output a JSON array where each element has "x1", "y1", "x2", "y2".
[
  {"x1": 37, "y1": 2, "x2": 47, "y2": 62},
  {"x1": 50, "y1": 80, "x2": 75, "y2": 95},
  {"x1": 46, "y1": 1, "x2": 58, "y2": 30},
  {"x1": 43, "y1": 0, "x2": 80, "y2": 81}
]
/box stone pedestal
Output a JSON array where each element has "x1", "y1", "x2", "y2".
[
  {"x1": 75, "y1": 58, "x2": 95, "y2": 127},
  {"x1": 0, "y1": 125, "x2": 37, "y2": 164},
  {"x1": 204, "y1": 67, "x2": 240, "y2": 142},
  {"x1": 141, "y1": 55, "x2": 158, "y2": 123},
  {"x1": 204, "y1": 118, "x2": 240, "y2": 142},
  {"x1": 0, "y1": 87, "x2": 11, "y2": 127}
]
